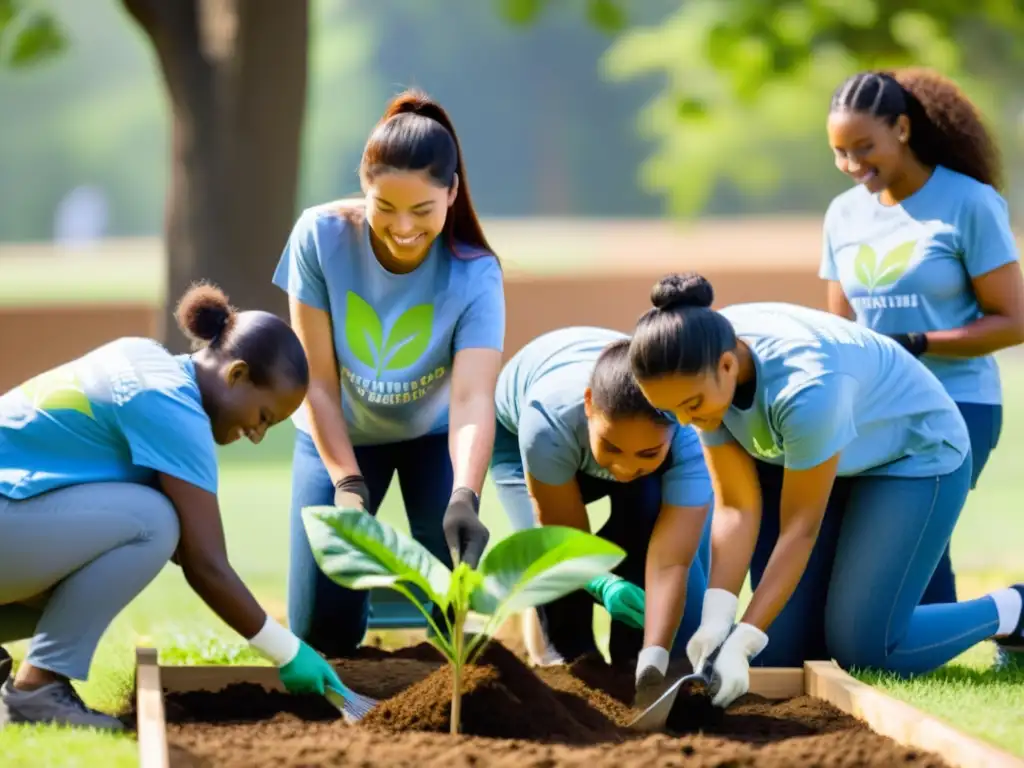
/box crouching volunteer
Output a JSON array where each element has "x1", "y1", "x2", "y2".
[
  {"x1": 274, "y1": 89, "x2": 505, "y2": 656},
  {"x1": 0, "y1": 283, "x2": 345, "y2": 730},
  {"x1": 628, "y1": 272, "x2": 1024, "y2": 709},
  {"x1": 490, "y1": 326, "x2": 713, "y2": 708}
]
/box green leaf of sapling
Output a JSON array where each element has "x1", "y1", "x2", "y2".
[
  {"x1": 301, "y1": 507, "x2": 452, "y2": 610},
  {"x1": 470, "y1": 526, "x2": 625, "y2": 621},
  {"x1": 344, "y1": 291, "x2": 383, "y2": 371},
  {"x1": 381, "y1": 303, "x2": 433, "y2": 372}
]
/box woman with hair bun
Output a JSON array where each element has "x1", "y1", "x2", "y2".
[
  {"x1": 627, "y1": 272, "x2": 1024, "y2": 709},
  {"x1": 0, "y1": 283, "x2": 345, "y2": 730},
  {"x1": 820, "y1": 68, "x2": 1024, "y2": 623},
  {"x1": 491, "y1": 327, "x2": 713, "y2": 708},
  {"x1": 275, "y1": 89, "x2": 504, "y2": 656}
]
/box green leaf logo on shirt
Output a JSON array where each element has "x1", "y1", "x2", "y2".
[
  {"x1": 344, "y1": 291, "x2": 434, "y2": 378},
  {"x1": 853, "y1": 240, "x2": 917, "y2": 292},
  {"x1": 20, "y1": 365, "x2": 94, "y2": 419},
  {"x1": 751, "y1": 432, "x2": 782, "y2": 459}
]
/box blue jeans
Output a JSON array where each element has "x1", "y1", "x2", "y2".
[
  {"x1": 287, "y1": 430, "x2": 453, "y2": 657},
  {"x1": 490, "y1": 423, "x2": 711, "y2": 664},
  {"x1": 751, "y1": 454, "x2": 1002, "y2": 675},
  {"x1": 920, "y1": 403, "x2": 1002, "y2": 605}
]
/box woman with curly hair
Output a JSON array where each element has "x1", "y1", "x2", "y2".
[{"x1": 819, "y1": 69, "x2": 1024, "y2": 662}]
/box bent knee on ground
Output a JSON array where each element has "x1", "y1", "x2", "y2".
[{"x1": 825, "y1": 621, "x2": 891, "y2": 671}]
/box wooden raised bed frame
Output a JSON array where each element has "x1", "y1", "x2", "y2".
[{"x1": 133, "y1": 646, "x2": 1024, "y2": 768}]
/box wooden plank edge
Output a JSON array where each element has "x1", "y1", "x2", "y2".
[
  {"x1": 159, "y1": 663, "x2": 283, "y2": 693},
  {"x1": 805, "y1": 660, "x2": 1024, "y2": 768},
  {"x1": 748, "y1": 667, "x2": 804, "y2": 699},
  {"x1": 135, "y1": 648, "x2": 170, "y2": 768}
]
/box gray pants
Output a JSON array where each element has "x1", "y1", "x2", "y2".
[{"x1": 0, "y1": 483, "x2": 180, "y2": 680}]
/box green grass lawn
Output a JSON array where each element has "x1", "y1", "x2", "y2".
[{"x1": 2, "y1": 359, "x2": 1023, "y2": 765}]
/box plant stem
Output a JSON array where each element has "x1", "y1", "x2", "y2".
[{"x1": 451, "y1": 606, "x2": 465, "y2": 736}]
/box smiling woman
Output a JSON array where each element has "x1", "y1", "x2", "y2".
[
  {"x1": 627, "y1": 271, "x2": 1024, "y2": 710},
  {"x1": 820, "y1": 69, "x2": 1024, "y2": 628},
  {"x1": 489, "y1": 326, "x2": 713, "y2": 710},
  {"x1": 272, "y1": 89, "x2": 506, "y2": 659},
  {"x1": 0, "y1": 283, "x2": 346, "y2": 731}
]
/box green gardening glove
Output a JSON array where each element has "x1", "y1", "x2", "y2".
[
  {"x1": 585, "y1": 574, "x2": 645, "y2": 629},
  {"x1": 279, "y1": 641, "x2": 344, "y2": 695}
]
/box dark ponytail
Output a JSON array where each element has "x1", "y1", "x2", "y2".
[
  {"x1": 174, "y1": 281, "x2": 309, "y2": 390},
  {"x1": 629, "y1": 273, "x2": 737, "y2": 380},
  {"x1": 589, "y1": 339, "x2": 671, "y2": 425},
  {"x1": 361, "y1": 89, "x2": 496, "y2": 261},
  {"x1": 830, "y1": 68, "x2": 1001, "y2": 190}
]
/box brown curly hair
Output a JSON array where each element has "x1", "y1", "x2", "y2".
[{"x1": 830, "y1": 68, "x2": 1002, "y2": 191}]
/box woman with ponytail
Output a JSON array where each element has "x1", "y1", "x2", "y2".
[
  {"x1": 274, "y1": 89, "x2": 504, "y2": 656},
  {"x1": 0, "y1": 283, "x2": 344, "y2": 730},
  {"x1": 626, "y1": 272, "x2": 1024, "y2": 710},
  {"x1": 820, "y1": 69, "x2": 1024, "y2": 623}
]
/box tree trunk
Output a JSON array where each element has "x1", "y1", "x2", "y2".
[{"x1": 122, "y1": 0, "x2": 308, "y2": 352}]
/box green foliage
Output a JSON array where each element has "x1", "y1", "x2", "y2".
[
  {"x1": 0, "y1": 1, "x2": 67, "y2": 69},
  {"x1": 301, "y1": 506, "x2": 625, "y2": 732},
  {"x1": 498, "y1": 0, "x2": 626, "y2": 32},
  {"x1": 603, "y1": 0, "x2": 1021, "y2": 215},
  {"x1": 303, "y1": 505, "x2": 454, "y2": 614}
]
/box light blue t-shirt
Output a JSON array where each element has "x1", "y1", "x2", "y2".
[
  {"x1": 699, "y1": 303, "x2": 970, "y2": 478},
  {"x1": 273, "y1": 202, "x2": 505, "y2": 446},
  {"x1": 0, "y1": 337, "x2": 219, "y2": 499},
  {"x1": 819, "y1": 165, "x2": 1020, "y2": 406},
  {"x1": 496, "y1": 327, "x2": 712, "y2": 508}
]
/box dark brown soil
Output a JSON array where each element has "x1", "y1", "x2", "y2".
[{"x1": 157, "y1": 640, "x2": 951, "y2": 768}]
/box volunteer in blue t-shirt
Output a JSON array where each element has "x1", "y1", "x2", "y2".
[
  {"x1": 274, "y1": 89, "x2": 505, "y2": 656},
  {"x1": 819, "y1": 69, "x2": 1024, "y2": 618},
  {"x1": 0, "y1": 284, "x2": 344, "y2": 731},
  {"x1": 628, "y1": 272, "x2": 1024, "y2": 709},
  {"x1": 492, "y1": 327, "x2": 713, "y2": 707}
]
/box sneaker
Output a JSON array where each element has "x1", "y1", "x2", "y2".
[
  {"x1": 993, "y1": 584, "x2": 1024, "y2": 669},
  {"x1": 0, "y1": 677, "x2": 124, "y2": 731}
]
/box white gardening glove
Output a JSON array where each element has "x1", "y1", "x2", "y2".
[
  {"x1": 708, "y1": 622, "x2": 768, "y2": 708},
  {"x1": 633, "y1": 646, "x2": 670, "y2": 710},
  {"x1": 685, "y1": 588, "x2": 738, "y2": 674}
]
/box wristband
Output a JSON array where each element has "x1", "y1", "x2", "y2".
[
  {"x1": 637, "y1": 646, "x2": 670, "y2": 679},
  {"x1": 891, "y1": 332, "x2": 928, "y2": 357},
  {"x1": 248, "y1": 615, "x2": 300, "y2": 666},
  {"x1": 335, "y1": 474, "x2": 367, "y2": 493}
]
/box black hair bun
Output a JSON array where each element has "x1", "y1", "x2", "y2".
[
  {"x1": 651, "y1": 273, "x2": 714, "y2": 311},
  {"x1": 175, "y1": 281, "x2": 236, "y2": 346}
]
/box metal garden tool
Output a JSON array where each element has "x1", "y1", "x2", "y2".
[
  {"x1": 627, "y1": 628, "x2": 732, "y2": 732},
  {"x1": 324, "y1": 681, "x2": 379, "y2": 723}
]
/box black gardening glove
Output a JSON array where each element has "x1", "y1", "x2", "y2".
[
  {"x1": 888, "y1": 332, "x2": 929, "y2": 358},
  {"x1": 334, "y1": 474, "x2": 370, "y2": 511},
  {"x1": 443, "y1": 487, "x2": 490, "y2": 568}
]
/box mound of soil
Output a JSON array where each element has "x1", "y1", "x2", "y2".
[
  {"x1": 159, "y1": 640, "x2": 952, "y2": 768},
  {"x1": 362, "y1": 642, "x2": 618, "y2": 742}
]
